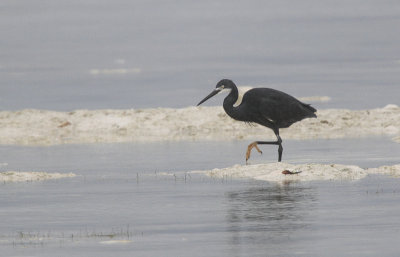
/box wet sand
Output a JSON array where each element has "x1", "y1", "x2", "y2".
[
  {"x1": 192, "y1": 162, "x2": 400, "y2": 183},
  {"x1": 0, "y1": 105, "x2": 398, "y2": 145},
  {"x1": 0, "y1": 171, "x2": 76, "y2": 182}
]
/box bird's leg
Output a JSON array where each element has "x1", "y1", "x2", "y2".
[
  {"x1": 247, "y1": 132, "x2": 283, "y2": 163},
  {"x1": 246, "y1": 142, "x2": 263, "y2": 163},
  {"x1": 246, "y1": 140, "x2": 281, "y2": 163},
  {"x1": 277, "y1": 135, "x2": 283, "y2": 162}
]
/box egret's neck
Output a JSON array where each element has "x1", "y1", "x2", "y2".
[
  {"x1": 223, "y1": 86, "x2": 243, "y2": 120},
  {"x1": 223, "y1": 87, "x2": 238, "y2": 107}
]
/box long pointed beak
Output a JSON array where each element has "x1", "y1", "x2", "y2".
[{"x1": 197, "y1": 89, "x2": 221, "y2": 106}]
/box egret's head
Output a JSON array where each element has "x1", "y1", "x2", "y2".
[
  {"x1": 215, "y1": 79, "x2": 235, "y2": 90},
  {"x1": 197, "y1": 79, "x2": 235, "y2": 106}
]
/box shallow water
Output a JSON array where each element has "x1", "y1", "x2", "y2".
[{"x1": 1, "y1": 138, "x2": 400, "y2": 256}]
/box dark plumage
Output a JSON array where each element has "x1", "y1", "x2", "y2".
[{"x1": 197, "y1": 79, "x2": 317, "y2": 162}]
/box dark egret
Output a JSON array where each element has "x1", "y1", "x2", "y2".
[{"x1": 197, "y1": 79, "x2": 317, "y2": 162}]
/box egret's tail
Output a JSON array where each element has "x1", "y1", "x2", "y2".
[{"x1": 303, "y1": 103, "x2": 317, "y2": 118}]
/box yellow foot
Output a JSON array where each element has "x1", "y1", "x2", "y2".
[{"x1": 246, "y1": 142, "x2": 263, "y2": 163}]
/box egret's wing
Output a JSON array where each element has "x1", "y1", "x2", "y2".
[{"x1": 243, "y1": 88, "x2": 316, "y2": 128}]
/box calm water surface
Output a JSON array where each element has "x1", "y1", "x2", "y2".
[
  {"x1": 1, "y1": 138, "x2": 400, "y2": 256},
  {"x1": 1, "y1": 0, "x2": 399, "y2": 110}
]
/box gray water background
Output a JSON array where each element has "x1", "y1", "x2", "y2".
[
  {"x1": 1, "y1": 138, "x2": 400, "y2": 256},
  {"x1": 1, "y1": 1, "x2": 400, "y2": 256},
  {"x1": 1, "y1": 0, "x2": 399, "y2": 111}
]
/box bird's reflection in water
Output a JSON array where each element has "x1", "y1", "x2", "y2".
[{"x1": 226, "y1": 182, "x2": 317, "y2": 252}]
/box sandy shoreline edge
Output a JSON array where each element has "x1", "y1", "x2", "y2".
[
  {"x1": 2, "y1": 164, "x2": 399, "y2": 183},
  {"x1": 191, "y1": 163, "x2": 400, "y2": 182},
  {"x1": 0, "y1": 171, "x2": 76, "y2": 183},
  {"x1": 0, "y1": 104, "x2": 398, "y2": 146}
]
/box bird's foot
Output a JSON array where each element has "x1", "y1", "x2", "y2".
[{"x1": 246, "y1": 142, "x2": 262, "y2": 164}]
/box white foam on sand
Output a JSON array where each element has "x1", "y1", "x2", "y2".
[
  {"x1": 0, "y1": 171, "x2": 76, "y2": 182},
  {"x1": 191, "y1": 163, "x2": 400, "y2": 183},
  {"x1": 0, "y1": 104, "x2": 399, "y2": 145}
]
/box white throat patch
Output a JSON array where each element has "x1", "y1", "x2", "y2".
[{"x1": 233, "y1": 86, "x2": 253, "y2": 107}]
